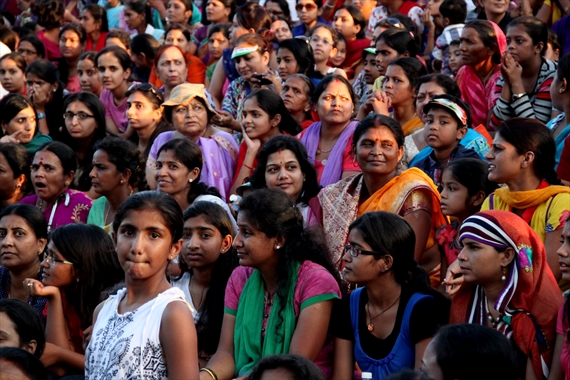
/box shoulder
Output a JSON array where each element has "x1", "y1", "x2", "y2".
[
  {"x1": 228, "y1": 266, "x2": 255, "y2": 290},
  {"x1": 19, "y1": 195, "x2": 37, "y2": 205}
]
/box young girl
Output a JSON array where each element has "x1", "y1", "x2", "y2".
[
  {"x1": 329, "y1": 33, "x2": 347, "y2": 68},
  {"x1": 96, "y1": 46, "x2": 134, "y2": 137},
  {"x1": 85, "y1": 191, "x2": 199, "y2": 379},
  {"x1": 204, "y1": 24, "x2": 231, "y2": 87},
  {"x1": 309, "y1": 25, "x2": 347, "y2": 79},
  {"x1": 277, "y1": 38, "x2": 315, "y2": 82},
  {"x1": 333, "y1": 5, "x2": 370, "y2": 79},
  {"x1": 77, "y1": 52, "x2": 103, "y2": 97},
  {"x1": 123, "y1": 0, "x2": 165, "y2": 41},
  {"x1": 436, "y1": 158, "x2": 498, "y2": 279},
  {"x1": 80, "y1": 4, "x2": 109, "y2": 52},
  {"x1": 0, "y1": 53, "x2": 27, "y2": 95},
  {"x1": 58, "y1": 23, "x2": 87, "y2": 94},
  {"x1": 171, "y1": 201, "x2": 239, "y2": 367}
]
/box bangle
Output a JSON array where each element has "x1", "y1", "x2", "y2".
[
  {"x1": 200, "y1": 368, "x2": 218, "y2": 380},
  {"x1": 244, "y1": 163, "x2": 254, "y2": 171}
]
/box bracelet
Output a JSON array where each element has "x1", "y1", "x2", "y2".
[{"x1": 200, "y1": 368, "x2": 218, "y2": 380}]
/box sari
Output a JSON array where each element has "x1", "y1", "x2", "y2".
[{"x1": 450, "y1": 210, "x2": 563, "y2": 380}]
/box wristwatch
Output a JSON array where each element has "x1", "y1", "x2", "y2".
[
  {"x1": 512, "y1": 93, "x2": 526, "y2": 101},
  {"x1": 36, "y1": 112, "x2": 46, "y2": 120}
]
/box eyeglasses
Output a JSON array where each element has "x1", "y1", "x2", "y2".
[
  {"x1": 127, "y1": 83, "x2": 164, "y2": 103},
  {"x1": 17, "y1": 48, "x2": 37, "y2": 56},
  {"x1": 43, "y1": 252, "x2": 74, "y2": 265},
  {"x1": 269, "y1": 9, "x2": 284, "y2": 16},
  {"x1": 295, "y1": 3, "x2": 317, "y2": 12},
  {"x1": 343, "y1": 244, "x2": 381, "y2": 258},
  {"x1": 63, "y1": 111, "x2": 95, "y2": 121}
]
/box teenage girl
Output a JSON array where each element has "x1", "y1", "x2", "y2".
[
  {"x1": 77, "y1": 52, "x2": 103, "y2": 97},
  {"x1": 85, "y1": 191, "x2": 199, "y2": 379},
  {"x1": 308, "y1": 25, "x2": 347, "y2": 79}
]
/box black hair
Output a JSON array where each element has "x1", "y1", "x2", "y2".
[
  {"x1": 0, "y1": 94, "x2": 37, "y2": 138},
  {"x1": 83, "y1": 4, "x2": 109, "y2": 33},
  {"x1": 178, "y1": 201, "x2": 238, "y2": 356},
  {"x1": 377, "y1": 28, "x2": 419, "y2": 58},
  {"x1": 157, "y1": 138, "x2": 222, "y2": 204},
  {"x1": 496, "y1": 117, "x2": 560, "y2": 185},
  {"x1": 130, "y1": 33, "x2": 161, "y2": 61},
  {"x1": 424, "y1": 94, "x2": 472, "y2": 129},
  {"x1": 0, "y1": 347, "x2": 47, "y2": 380},
  {"x1": 79, "y1": 51, "x2": 98, "y2": 65},
  {"x1": 267, "y1": 0, "x2": 291, "y2": 19},
  {"x1": 431, "y1": 324, "x2": 518, "y2": 380},
  {"x1": 439, "y1": 0, "x2": 467, "y2": 26},
  {"x1": 387, "y1": 57, "x2": 427, "y2": 89},
  {"x1": 295, "y1": 0, "x2": 323, "y2": 8},
  {"x1": 463, "y1": 20, "x2": 502, "y2": 65},
  {"x1": 507, "y1": 16, "x2": 548, "y2": 55},
  {"x1": 124, "y1": 0, "x2": 153, "y2": 28},
  {"x1": 35, "y1": 141, "x2": 77, "y2": 176},
  {"x1": 32, "y1": 0, "x2": 63, "y2": 30},
  {"x1": 0, "y1": 204, "x2": 48, "y2": 242},
  {"x1": 93, "y1": 135, "x2": 145, "y2": 190},
  {"x1": 353, "y1": 114, "x2": 404, "y2": 152},
  {"x1": 247, "y1": 354, "x2": 326, "y2": 380},
  {"x1": 165, "y1": 22, "x2": 192, "y2": 43},
  {"x1": 0, "y1": 26, "x2": 17, "y2": 51},
  {"x1": 245, "y1": 89, "x2": 302, "y2": 136},
  {"x1": 207, "y1": 23, "x2": 231, "y2": 40},
  {"x1": 336, "y1": 5, "x2": 366, "y2": 39},
  {"x1": 49, "y1": 224, "x2": 124, "y2": 328},
  {"x1": 278, "y1": 38, "x2": 315, "y2": 76},
  {"x1": 547, "y1": 30, "x2": 561, "y2": 59},
  {"x1": 442, "y1": 158, "x2": 498, "y2": 209},
  {"x1": 202, "y1": 0, "x2": 236, "y2": 25},
  {"x1": 449, "y1": 39, "x2": 461, "y2": 47},
  {"x1": 96, "y1": 45, "x2": 133, "y2": 72},
  {"x1": 0, "y1": 299, "x2": 46, "y2": 358},
  {"x1": 105, "y1": 30, "x2": 132, "y2": 50},
  {"x1": 18, "y1": 35, "x2": 45, "y2": 59},
  {"x1": 311, "y1": 74, "x2": 358, "y2": 109},
  {"x1": 415, "y1": 73, "x2": 461, "y2": 98},
  {"x1": 555, "y1": 53, "x2": 570, "y2": 84},
  {"x1": 250, "y1": 135, "x2": 321, "y2": 205},
  {"x1": 0, "y1": 143, "x2": 32, "y2": 202},
  {"x1": 236, "y1": 1, "x2": 272, "y2": 31},
  {"x1": 0, "y1": 52, "x2": 27, "y2": 77}
]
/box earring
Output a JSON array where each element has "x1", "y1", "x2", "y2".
[
  {"x1": 53, "y1": 89, "x2": 56, "y2": 93},
  {"x1": 276, "y1": 245, "x2": 281, "y2": 249},
  {"x1": 189, "y1": 178, "x2": 193, "y2": 183},
  {"x1": 560, "y1": 88, "x2": 566, "y2": 94},
  {"x1": 120, "y1": 180, "x2": 124, "y2": 184},
  {"x1": 16, "y1": 184, "x2": 21, "y2": 189},
  {"x1": 501, "y1": 267, "x2": 507, "y2": 281}
]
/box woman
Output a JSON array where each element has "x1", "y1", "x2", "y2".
[
  {"x1": 166, "y1": 0, "x2": 193, "y2": 25},
  {"x1": 32, "y1": 0, "x2": 64, "y2": 64},
  {"x1": 0, "y1": 205, "x2": 48, "y2": 324},
  {"x1": 332, "y1": 212, "x2": 449, "y2": 379},
  {"x1": 20, "y1": 142, "x2": 92, "y2": 233},
  {"x1": 77, "y1": 52, "x2": 103, "y2": 97},
  {"x1": 148, "y1": 83, "x2": 238, "y2": 201},
  {"x1": 79, "y1": 4, "x2": 109, "y2": 52},
  {"x1": 449, "y1": 210, "x2": 563, "y2": 380},
  {"x1": 547, "y1": 50, "x2": 570, "y2": 168},
  {"x1": 250, "y1": 135, "x2": 322, "y2": 226},
  {"x1": 317, "y1": 115, "x2": 447, "y2": 280},
  {"x1": 25, "y1": 60, "x2": 65, "y2": 141},
  {"x1": 17, "y1": 36, "x2": 45, "y2": 66},
  {"x1": 0, "y1": 53, "x2": 27, "y2": 95},
  {"x1": 58, "y1": 24, "x2": 86, "y2": 94},
  {"x1": 456, "y1": 20, "x2": 506, "y2": 129},
  {"x1": 292, "y1": 0, "x2": 328, "y2": 37},
  {"x1": 204, "y1": 24, "x2": 231, "y2": 87},
  {"x1": 490, "y1": 16, "x2": 557, "y2": 130},
  {"x1": 0, "y1": 144, "x2": 31, "y2": 211},
  {"x1": 333, "y1": 5, "x2": 371, "y2": 80},
  {"x1": 61, "y1": 92, "x2": 107, "y2": 196},
  {"x1": 265, "y1": 0, "x2": 291, "y2": 20},
  {"x1": 123, "y1": 0, "x2": 165, "y2": 41},
  {"x1": 367, "y1": 0, "x2": 423, "y2": 37},
  {"x1": 481, "y1": 118, "x2": 570, "y2": 281},
  {"x1": 200, "y1": 188, "x2": 341, "y2": 379},
  {"x1": 276, "y1": 38, "x2": 316, "y2": 83},
  {"x1": 0, "y1": 299, "x2": 46, "y2": 357},
  {"x1": 190, "y1": 0, "x2": 234, "y2": 57},
  {"x1": 272, "y1": 16, "x2": 294, "y2": 43},
  {"x1": 0, "y1": 94, "x2": 52, "y2": 153},
  {"x1": 281, "y1": 74, "x2": 315, "y2": 128},
  {"x1": 88, "y1": 136, "x2": 142, "y2": 232},
  {"x1": 299, "y1": 75, "x2": 361, "y2": 187},
  {"x1": 152, "y1": 45, "x2": 188, "y2": 99}
]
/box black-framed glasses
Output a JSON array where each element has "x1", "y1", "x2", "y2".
[
  {"x1": 63, "y1": 111, "x2": 95, "y2": 121},
  {"x1": 344, "y1": 244, "x2": 381, "y2": 258},
  {"x1": 43, "y1": 252, "x2": 74, "y2": 265},
  {"x1": 127, "y1": 83, "x2": 164, "y2": 103}
]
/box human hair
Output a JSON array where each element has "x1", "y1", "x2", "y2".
[
  {"x1": 0, "y1": 299, "x2": 45, "y2": 358},
  {"x1": 0, "y1": 204, "x2": 48, "y2": 242},
  {"x1": 235, "y1": 1, "x2": 272, "y2": 31},
  {"x1": 309, "y1": 24, "x2": 340, "y2": 46},
  {"x1": 203, "y1": 0, "x2": 236, "y2": 24},
  {"x1": 352, "y1": 114, "x2": 404, "y2": 151},
  {"x1": 35, "y1": 141, "x2": 77, "y2": 176},
  {"x1": 377, "y1": 28, "x2": 419, "y2": 58},
  {"x1": 0, "y1": 26, "x2": 17, "y2": 51},
  {"x1": 415, "y1": 73, "x2": 461, "y2": 98},
  {"x1": 207, "y1": 23, "x2": 231, "y2": 40},
  {"x1": 0, "y1": 94, "x2": 37, "y2": 136},
  {"x1": 547, "y1": 30, "x2": 561, "y2": 58},
  {"x1": 507, "y1": 16, "x2": 548, "y2": 55},
  {"x1": 130, "y1": 33, "x2": 160, "y2": 61},
  {"x1": 93, "y1": 135, "x2": 145, "y2": 189},
  {"x1": 238, "y1": 188, "x2": 340, "y2": 339},
  {"x1": 247, "y1": 354, "x2": 326, "y2": 380},
  {"x1": 311, "y1": 74, "x2": 357, "y2": 108},
  {"x1": 79, "y1": 51, "x2": 97, "y2": 65},
  {"x1": 336, "y1": 5, "x2": 366, "y2": 39},
  {"x1": 165, "y1": 22, "x2": 192, "y2": 43},
  {"x1": 278, "y1": 38, "x2": 315, "y2": 75},
  {"x1": 234, "y1": 32, "x2": 274, "y2": 55},
  {"x1": 105, "y1": 29, "x2": 132, "y2": 50},
  {"x1": 0, "y1": 143, "x2": 32, "y2": 198},
  {"x1": 245, "y1": 89, "x2": 301, "y2": 136},
  {"x1": 443, "y1": 158, "x2": 498, "y2": 200},
  {"x1": 113, "y1": 190, "x2": 184, "y2": 244},
  {"x1": 449, "y1": 39, "x2": 460, "y2": 47},
  {"x1": 555, "y1": 52, "x2": 570, "y2": 84},
  {"x1": 157, "y1": 138, "x2": 222, "y2": 204},
  {"x1": 84, "y1": 4, "x2": 109, "y2": 33},
  {"x1": 463, "y1": 20, "x2": 502, "y2": 64},
  {"x1": 267, "y1": 0, "x2": 291, "y2": 19},
  {"x1": 18, "y1": 35, "x2": 45, "y2": 59},
  {"x1": 124, "y1": 0, "x2": 152, "y2": 27},
  {"x1": 250, "y1": 135, "x2": 321, "y2": 205},
  {"x1": 170, "y1": 0, "x2": 193, "y2": 12},
  {"x1": 496, "y1": 117, "x2": 560, "y2": 185},
  {"x1": 431, "y1": 324, "x2": 518, "y2": 380},
  {"x1": 387, "y1": 57, "x2": 427, "y2": 89},
  {"x1": 0, "y1": 347, "x2": 47, "y2": 380},
  {"x1": 426, "y1": 94, "x2": 472, "y2": 129},
  {"x1": 296, "y1": 0, "x2": 323, "y2": 8},
  {"x1": 178, "y1": 201, "x2": 238, "y2": 356},
  {"x1": 96, "y1": 45, "x2": 133, "y2": 72},
  {"x1": 439, "y1": 0, "x2": 467, "y2": 25},
  {"x1": 32, "y1": 0, "x2": 63, "y2": 29}
]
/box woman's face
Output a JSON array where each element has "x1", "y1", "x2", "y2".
[
  {"x1": 460, "y1": 27, "x2": 493, "y2": 66},
  {"x1": 416, "y1": 80, "x2": 446, "y2": 123},
  {"x1": 271, "y1": 20, "x2": 293, "y2": 42},
  {"x1": 181, "y1": 215, "x2": 231, "y2": 270},
  {"x1": 171, "y1": 98, "x2": 210, "y2": 139},
  {"x1": 375, "y1": 38, "x2": 400, "y2": 75},
  {"x1": 77, "y1": 59, "x2": 103, "y2": 95},
  {"x1": 17, "y1": 41, "x2": 39, "y2": 66},
  {"x1": 277, "y1": 48, "x2": 300, "y2": 81},
  {"x1": 124, "y1": 7, "x2": 145, "y2": 30},
  {"x1": 334, "y1": 8, "x2": 359, "y2": 40},
  {"x1": 355, "y1": 126, "x2": 403, "y2": 176},
  {"x1": 233, "y1": 46, "x2": 270, "y2": 79},
  {"x1": 457, "y1": 238, "x2": 508, "y2": 284},
  {"x1": 0, "y1": 214, "x2": 45, "y2": 271},
  {"x1": 59, "y1": 30, "x2": 84, "y2": 61},
  {"x1": 206, "y1": 0, "x2": 230, "y2": 23},
  {"x1": 341, "y1": 228, "x2": 383, "y2": 284},
  {"x1": 97, "y1": 53, "x2": 130, "y2": 91},
  {"x1": 0, "y1": 59, "x2": 25, "y2": 94},
  {"x1": 233, "y1": 212, "x2": 280, "y2": 269},
  {"x1": 2, "y1": 106, "x2": 36, "y2": 144},
  {"x1": 0, "y1": 312, "x2": 36, "y2": 353},
  {"x1": 31, "y1": 150, "x2": 72, "y2": 204},
  {"x1": 0, "y1": 153, "x2": 22, "y2": 202},
  {"x1": 41, "y1": 241, "x2": 75, "y2": 288},
  {"x1": 281, "y1": 76, "x2": 311, "y2": 114},
  {"x1": 208, "y1": 31, "x2": 230, "y2": 61},
  {"x1": 506, "y1": 25, "x2": 541, "y2": 65},
  {"x1": 483, "y1": 0, "x2": 509, "y2": 14},
  {"x1": 166, "y1": 0, "x2": 192, "y2": 24},
  {"x1": 155, "y1": 149, "x2": 194, "y2": 197},
  {"x1": 165, "y1": 29, "x2": 191, "y2": 53},
  {"x1": 310, "y1": 27, "x2": 337, "y2": 64},
  {"x1": 558, "y1": 222, "x2": 570, "y2": 283},
  {"x1": 383, "y1": 64, "x2": 414, "y2": 108},
  {"x1": 241, "y1": 97, "x2": 278, "y2": 140},
  {"x1": 26, "y1": 73, "x2": 57, "y2": 107},
  {"x1": 156, "y1": 46, "x2": 187, "y2": 88},
  {"x1": 126, "y1": 91, "x2": 161, "y2": 131},
  {"x1": 266, "y1": 0, "x2": 286, "y2": 18},
  {"x1": 90, "y1": 149, "x2": 123, "y2": 195},
  {"x1": 316, "y1": 80, "x2": 353, "y2": 126},
  {"x1": 265, "y1": 149, "x2": 305, "y2": 202},
  {"x1": 64, "y1": 101, "x2": 99, "y2": 140},
  {"x1": 79, "y1": 10, "x2": 100, "y2": 34},
  {"x1": 297, "y1": 0, "x2": 320, "y2": 26},
  {"x1": 485, "y1": 132, "x2": 526, "y2": 184},
  {"x1": 229, "y1": 15, "x2": 250, "y2": 44}
]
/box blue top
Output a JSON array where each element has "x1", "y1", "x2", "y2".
[{"x1": 292, "y1": 16, "x2": 330, "y2": 37}]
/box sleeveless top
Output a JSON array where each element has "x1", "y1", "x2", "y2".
[
  {"x1": 350, "y1": 288, "x2": 430, "y2": 379},
  {"x1": 85, "y1": 287, "x2": 191, "y2": 379}
]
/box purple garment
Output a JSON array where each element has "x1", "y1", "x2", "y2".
[
  {"x1": 553, "y1": 16, "x2": 570, "y2": 55},
  {"x1": 20, "y1": 189, "x2": 92, "y2": 233},
  {"x1": 148, "y1": 131, "x2": 239, "y2": 201},
  {"x1": 300, "y1": 121, "x2": 358, "y2": 187}
]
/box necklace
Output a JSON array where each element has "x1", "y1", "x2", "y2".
[
  {"x1": 189, "y1": 277, "x2": 208, "y2": 311},
  {"x1": 485, "y1": 296, "x2": 502, "y2": 326},
  {"x1": 316, "y1": 141, "x2": 334, "y2": 155},
  {"x1": 366, "y1": 295, "x2": 401, "y2": 332}
]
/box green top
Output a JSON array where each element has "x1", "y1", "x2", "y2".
[
  {"x1": 23, "y1": 134, "x2": 52, "y2": 153},
  {"x1": 87, "y1": 196, "x2": 111, "y2": 233}
]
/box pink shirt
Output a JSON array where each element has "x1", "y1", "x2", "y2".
[
  {"x1": 556, "y1": 304, "x2": 570, "y2": 379},
  {"x1": 100, "y1": 88, "x2": 128, "y2": 132}
]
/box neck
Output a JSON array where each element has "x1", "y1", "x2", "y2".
[
  {"x1": 260, "y1": 128, "x2": 281, "y2": 145},
  {"x1": 484, "y1": 10, "x2": 505, "y2": 25},
  {"x1": 124, "y1": 272, "x2": 172, "y2": 308},
  {"x1": 362, "y1": 170, "x2": 396, "y2": 197},
  {"x1": 291, "y1": 109, "x2": 307, "y2": 125},
  {"x1": 472, "y1": 58, "x2": 496, "y2": 84},
  {"x1": 259, "y1": 265, "x2": 279, "y2": 295},
  {"x1": 304, "y1": 19, "x2": 318, "y2": 30},
  {"x1": 4, "y1": 190, "x2": 22, "y2": 205},
  {"x1": 163, "y1": 86, "x2": 173, "y2": 101},
  {"x1": 67, "y1": 57, "x2": 79, "y2": 77},
  {"x1": 392, "y1": 102, "x2": 416, "y2": 125},
  {"x1": 191, "y1": 265, "x2": 214, "y2": 288},
  {"x1": 90, "y1": 30, "x2": 101, "y2": 44},
  {"x1": 136, "y1": 23, "x2": 147, "y2": 35},
  {"x1": 10, "y1": 262, "x2": 41, "y2": 290},
  {"x1": 171, "y1": 190, "x2": 190, "y2": 212},
  {"x1": 506, "y1": 174, "x2": 542, "y2": 192},
  {"x1": 136, "y1": 122, "x2": 158, "y2": 152},
  {"x1": 365, "y1": 277, "x2": 401, "y2": 308},
  {"x1": 75, "y1": 136, "x2": 94, "y2": 160},
  {"x1": 111, "y1": 82, "x2": 129, "y2": 101},
  {"x1": 482, "y1": 280, "x2": 507, "y2": 309},
  {"x1": 520, "y1": 56, "x2": 541, "y2": 79},
  {"x1": 321, "y1": 120, "x2": 350, "y2": 141},
  {"x1": 433, "y1": 143, "x2": 458, "y2": 164},
  {"x1": 105, "y1": 185, "x2": 132, "y2": 211},
  {"x1": 315, "y1": 60, "x2": 330, "y2": 75},
  {"x1": 388, "y1": 0, "x2": 403, "y2": 14}
]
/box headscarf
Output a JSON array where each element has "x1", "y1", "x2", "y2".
[{"x1": 450, "y1": 210, "x2": 563, "y2": 380}]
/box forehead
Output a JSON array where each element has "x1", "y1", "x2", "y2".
[
  {"x1": 358, "y1": 125, "x2": 398, "y2": 142},
  {"x1": 11, "y1": 106, "x2": 34, "y2": 118},
  {"x1": 285, "y1": 76, "x2": 307, "y2": 89},
  {"x1": 119, "y1": 209, "x2": 170, "y2": 231},
  {"x1": 159, "y1": 46, "x2": 185, "y2": 61},
  {"x1": 19, "y1": 41, "x2": 35, "y2": 50},
  {"x1": 267, "y1": 149, "x2": 299, "y2": 163},
  {"x1": 66, "y1": 101, "x2": 90, "y2": 112},
  {"x1": 376, "y1": 39, "x2": 396, "y2": 51},
  {"x1": 167, "y1": 29, "x2": 187, "y2": 40},
  {"x1": 277, "y1": 47, "x2": 294, "y2": 56},
  {"x1": 426, "y1": 107, "x2": 453, "y2": 117},
  {"x1": 385, "y1": 64, "x2": 407, "y2": 77},
  {"x1": 157, "y1": 149, "x2": 181, "y2": 162},
  {"x1": 98, "y1": 52, "x2": 121, "y2": 65},
  {"x1": 322, "y1": 80, "x2": 351, "y2": 95},
  {"x1": 462, "y1": 27, "x2": 482, "y2": 40},
  {"x1": 243, "y1": 97, "x2": 261, "y2": 109},
  {"x1": 61, "y1": 30, "x2": 79, "y2": 39},
  {"x1": 272, "y1": 20, "x2": 288, "y2": 28},
  {"x1": 335, "y1": 8, "x2": 352, "y2": 17},
  {"x1": 77, "y1": 59, "x2": 95, "y2": 69},
  {"x1": 312, "y1": 27, "x2": 333, "y2": 38},
  {"x1": 93, "y1": 149, "x2": 111, "y2": 162},
  {"x1": 127, "y1": 91, "x2": 152, "y2": 103},
  {"x1": 33, "y1": 150, "x2": 61, "y2": 165},
  {"x1": 418, "y1": 81, "x2": 446, "y2": 94},
  {"x1": 210, "y1": 31, "x2": 227, "y2": 39},
  {"x1": 506, "y1": 25, "x2": 528, "y2": 37},
  {"x1": 0, "y1": 214, "x2": 30, "y2": 229},
  {"x1": 0, "y1": 58, "x2": 19, "y2": 67}
]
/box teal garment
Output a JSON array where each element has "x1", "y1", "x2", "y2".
[
  {"x1": 152, "y1": 9, "x2": 164, "y2": 30},
  {"x1": 547, "y1": 113, "x2": 570, "y2": 168},
  {"x1": 87, "y1": 196, "x2": 108, "y2": 230},
  {"x1": 23, "y1": 134, "x2": 52, "y2": 154},
  {"x1": 190, "y1": 2, "x2": 201, "y2": 24}
]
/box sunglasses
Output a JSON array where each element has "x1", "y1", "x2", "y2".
[
  {"x1": 295, "y1": 2, "x2": 317, "y2": 11},
  {"x1": 127, "y1": 83, "x2": 164, "y2": 103}
]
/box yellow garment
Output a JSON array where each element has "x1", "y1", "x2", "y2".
[
  {"x1": 401, "y1": 115, "x2": 423, "y2": 137},
  {"x1": 372, "y1": 75, "x2": 385, "y2": 92},
  {"x1": 493, "y1": 185, "x2": 570, "y2": 209},
  {"x1": 544, "y1": 0, "x2": 563, "y2": 25}
]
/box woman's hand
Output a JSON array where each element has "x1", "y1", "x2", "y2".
[
  {"x1": 442, "y1": 260, "x2": 463, "y2": 297},
  {"x1": 371, "y1": 90, "x2": 391, "y2": 116},
  {"x1": 500, "y1": 51, "x2": 523, "y2": 90},
  {"x1": 212, "y1": 110, "x2": 241, "y2": 131},
  {"x1": 0, "y1": 130, "x2": 24, "y2": 143},
  {"x1": 25, "y1": 278, "x2": 60, "y2": 298},
  {"x1": 241, "y1": 124, "x2": 261, "y2": 154},
  {"x1": 422, "y1": 6, "x2": 435, "y2": 33},
  {"x1": 260, "y1": 71, "x2": 282, "y2": 93},
  {"x1": 28, "y1": 86, "x2": 51, "y2": 111}
]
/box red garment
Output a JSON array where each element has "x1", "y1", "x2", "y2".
[
  {"x1": 37, "y1": 30, "x2": 61, "y2": 65},
  {"x1": 232, "y1": 141, "x2": 258, "y2": 188},
  {"x1": 300, "y1": 119, "x2": 314, "y2": 129},
  {"x1": 42, "y1": 292, "x2": 85, "y2": 354},
  {"x1": 558, "y1": 136, "x2": 570, "y2": 182},
  {"x1": 85, "y1": 32, "x2": 108, "y2": 52},
  {"x1": 342, "y1": 38, "x2": 371, "y2": 80},
  {"x1": 149, "y1": 53, "x2": 207, "y2": 88},
  {"x1": 435, "y1": 223, "x2": 461, "y2": 267}
]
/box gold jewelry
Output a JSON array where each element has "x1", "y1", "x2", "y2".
[
  {"x1": 366, "y1": 294, "x2": 401, "y2": 332},
  {"x1": 560, "y1": 88, "x2": 566, "y2": 94},
  {"x1": 200, "y1": 367, "x2": 218, "y2": 380}
]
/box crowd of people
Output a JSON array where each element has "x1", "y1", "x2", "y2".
[{"x1": 0, "y1": 0, "x2": 569, "y2": 378}]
